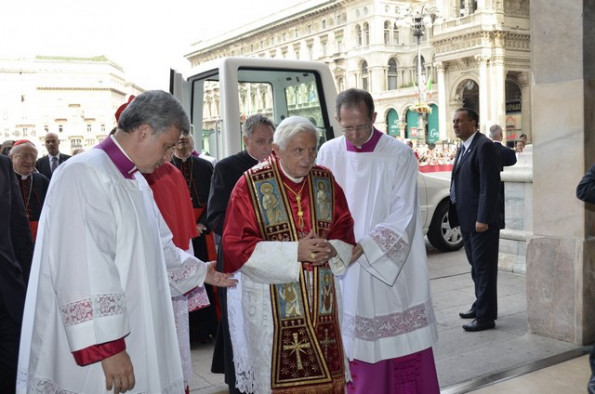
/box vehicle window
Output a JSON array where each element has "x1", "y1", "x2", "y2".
[
  {"x1": 191, "y1": 73, "x2": 224, "y2": 159},
  {"x1": 238, "y1": 68, "x2": 333, "y2": 146}
]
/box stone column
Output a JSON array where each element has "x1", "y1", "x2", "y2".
[
  {"x1": 435, "y1": 61, "x2": 448, "y2": 141},
  {"x1": 370, "y1": 65, "x2": 385, "y2": 94},
  {"x1": 475, "y1": 54, "x2": 490, "y2": 133},
  {"x1": 491, "y1": 55, "x2": 506, "y2": 132},
  {"x1": 528, "y1": 0, "x2": 595, "y2": 345},
  {"x1": 517, "y1": 72, "x2": 532, "y2": 141}
]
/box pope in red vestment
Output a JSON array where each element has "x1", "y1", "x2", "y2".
[{"x1": 223, "y1": 116, "x2": 355, "y2": 394}]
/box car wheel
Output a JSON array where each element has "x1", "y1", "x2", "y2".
[{"x1": 427, "y1": 199, "x2": 463, "y2": 252}]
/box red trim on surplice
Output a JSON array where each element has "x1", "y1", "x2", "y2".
[{"x1": 72, "y1": 338, "x2": 126, "y2": 366}]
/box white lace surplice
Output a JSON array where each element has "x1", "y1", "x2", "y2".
[
  {"x1": 17, "y1": 150, "x2": 206, "y2": 393},
  {"x1": 317, "y1": 134, "x2": 438, "y2": 364}
]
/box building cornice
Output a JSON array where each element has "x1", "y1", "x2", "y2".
[
  {"x1": 433, "y1": 29, "x2": 530, "y2": 61},
  {"x1": 186, "y1": 0, "x2": 342, "y2": 59}
]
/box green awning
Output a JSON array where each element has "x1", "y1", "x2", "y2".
[
  {"x1": 427, "y1": 104, "x2": 439, "y2": 143},
  {"x1": 387, "y1": 109, "x2": 399, "y2": 136}
]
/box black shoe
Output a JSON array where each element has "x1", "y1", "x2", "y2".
[
  {"x1": 459, "y1": 309, "x2": 476, "y2": 319},
  {"x1": 463, "y1": 319, "x2": 495, "y2": 332}
]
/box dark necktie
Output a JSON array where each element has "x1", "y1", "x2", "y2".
[
  {"x1": 51, "y1": 156, "x2": 58, "y2": 172},
  {"x1": 457, "y1": 145, "x2": 466, "y2": 164},
  {"x1": 450, "y1": 145, "x2": 466, "y2": 203}
]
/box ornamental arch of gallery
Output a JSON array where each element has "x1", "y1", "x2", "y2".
[{"x1": 456, "y1": 79, "x2": 479, "y2": 115}]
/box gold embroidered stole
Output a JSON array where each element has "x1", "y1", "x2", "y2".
[{"x1": 244, "y1": 158, "x2": 345, "y2": 393}]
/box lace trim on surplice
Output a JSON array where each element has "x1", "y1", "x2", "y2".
[
  {"x1": 343, "y1": 302, "x2": 430, "y2": 341},
  {"x1": 59, "y1": 292, "x2": 126, "y2": 326},
  {"x1": 21, "y1": 375, "x2": 184, "y2": 393},
  {"x1": 168, "y1": 259, "x2": 200, "y2": 284},
  {"x1": 369, "y1": 225, "x2": 408, "y2": 263}
]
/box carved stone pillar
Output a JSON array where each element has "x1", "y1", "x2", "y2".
[
  {"x1": 475, "y1": 54, "x2": 490, "y2": 133},
  {"x1": 435, "y1": 61, "x2": 448, "y2": 141},
  {"x1": 528, "y1": 0, "x2": 595, "y2": 345},
  {"x1": 370, "y1": 65, "x2": 385, "y2": 94},
  {"x1": 517, "y1": 72, "x2": 532, "y2": 141},
  {"x1": 491, "y1": 55, "x2": 506, "y2": 137}
]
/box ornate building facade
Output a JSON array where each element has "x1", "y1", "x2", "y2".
[
  {"x1": 0, "y1": 55, "x2": 142, "y2": 155},
  {"x1": 185, "y1": 0, "x2": 530, "y2": 144}
]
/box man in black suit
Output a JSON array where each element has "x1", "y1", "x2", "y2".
[
  {"x1": 489, "y1": 124, "x2": 517, "y2": 226},
  {"x1": 35, "y1": 133, "x2": 71, "y2": 179},
  {"x1": 448, "y1": 108, "x2": 501, "y2": 332},
  {"x1": 0, "y1": 155, "x2": 34, "y2": 392}
]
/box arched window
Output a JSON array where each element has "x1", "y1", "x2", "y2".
[
  {"x1": 505, "y1": 80, "x2": 522, "y2": 101},
  {"x1": 361, "y1": 61, "x2": 369, "y2": 91},
  {"x1": 388, "y1": 58, "x2": 398, "y2": 90},
  {"x1": 363, "y1": 23, "x2": 370, "y2": 46},
  {"x1": 393, "y1": 25, "x2": 399, "y2": 45},
  {"x1": 384, "y1": 21, "x2": 391, "y2": 44},
  {"x1": 356, "y1": 25, "x2": 362, "y2": 46}
]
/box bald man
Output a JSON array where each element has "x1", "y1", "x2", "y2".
[{"x1": 35, "y1": 133, "x2": 71, "y2": 179}]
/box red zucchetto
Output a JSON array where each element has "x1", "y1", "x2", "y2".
[{"x1": 114, "y1": 95, "x2": 136, "y2": 122}]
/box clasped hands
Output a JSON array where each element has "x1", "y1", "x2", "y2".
[{"x1": 297, "y1": 230, "x2": 337, "y2": 266}]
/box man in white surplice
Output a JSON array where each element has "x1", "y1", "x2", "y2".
[
  {"x1": 17, "y1": 91, "x2": 236, "y2": 394},
  {"x1": 317, "y1": 89, "x2": 440, "y2": 394}
]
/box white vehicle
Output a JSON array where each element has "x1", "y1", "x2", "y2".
[
  {"x1": 418, "y1": 172, "x2": 463, "y2": 251},
  {"x1": 171, "y1": 57, "x2": 462, "y2": 251},
  {"x1": 170, "y1": 57, "x2": 340, "y2": 159}
]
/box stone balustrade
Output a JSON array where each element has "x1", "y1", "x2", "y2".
[{"x1": 500, "y1": 144, "x2": 533, "y2": 274}]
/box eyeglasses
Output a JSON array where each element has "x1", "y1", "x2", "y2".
[{"x1": 341, "y1": 124, "x2": 372, "y2": 134}]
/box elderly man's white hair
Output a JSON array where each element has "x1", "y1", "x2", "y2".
[
  {"x1": 489, "y1": 124, "x2": 503, "y2": 140},
  {"x1": 273, "y1": 116, "x2": 320, "y2": 150}
]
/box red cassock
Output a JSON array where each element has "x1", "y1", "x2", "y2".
[{"x1": 144, "y1": 162, "x2": 198, "y2": 249}]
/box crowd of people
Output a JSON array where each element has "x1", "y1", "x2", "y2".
[
  {"x1": 0, "y1": 87, "x2": 540, "y2": 394},
  {"x1": 406, "y1": 132, "x2": 528, "y2": 171}
]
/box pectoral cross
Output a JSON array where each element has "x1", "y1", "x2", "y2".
[
  {"x1": 283, "y1": 332, "x2": 311, "y2": 370},
  {"x1": 284, "y1": 180, "x2": 307, "y2": 237}
]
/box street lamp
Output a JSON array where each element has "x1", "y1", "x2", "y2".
[{"x1": 396, "y1": 4, "x2": 439, "y2": 143}]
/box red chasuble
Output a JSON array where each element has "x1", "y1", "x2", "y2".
[{"x1": 223, "y1": 155, "x2": 354, "y2": 393}]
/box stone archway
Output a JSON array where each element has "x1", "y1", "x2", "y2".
[{"x1": 456, "y1": 79, "x2": 479, "y2": 113}]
